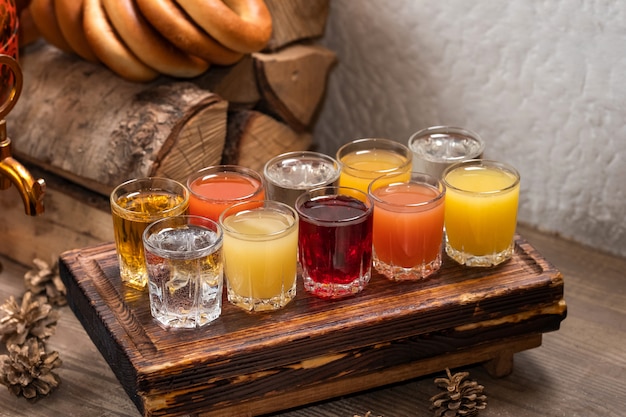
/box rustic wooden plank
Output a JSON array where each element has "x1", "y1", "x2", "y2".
[{"x1": 58, "y1": 235, "x2": 566, "y2": 417}]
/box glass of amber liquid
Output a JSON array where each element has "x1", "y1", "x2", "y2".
[
  {"x1": 110, "y1": 177, "x2": 189, "y2": 290},
  {"x1": 336, "y1": 138, "x2": 413, "y2": 194}
]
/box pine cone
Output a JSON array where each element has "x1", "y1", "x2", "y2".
[
  {"x1": 24, "y1": 258, "x2": 67, "y2": 307},
  {"x1": 429, "y1": 368, "x2": 487, "y2": 417},
  {"x1": 0, "y1": 337, "x2": 62, "y2": 400},
  {"x1": 0, "y1": 292, "x2": 60, "y2": 346}
]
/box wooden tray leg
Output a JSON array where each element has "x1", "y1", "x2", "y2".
[{"x1": 483, "y1": 334, "x2": 543, "y2": 377}]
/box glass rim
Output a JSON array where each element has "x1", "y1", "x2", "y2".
[
  {"x1": 368, "y1": 172, "x2": 446, "y2": 209},
  {"x1": 336, "y1": 138, "x2": 412, "y2": 175},
  {"x1": 408, "y1": 126, "x2": 486, "y2": 161},
  {"x1": 110, "y1": 177, "x2": 189, "y2": 217},
  {"x1": 294, "y1": 185, "x2": 373, "y2": 224},
  {"x1": 263, "y1": 151, "x2": 341, "y2": 189},
  {"x1": 218, "y1": 199, "x2": 298, "y2": 239},
  {"x1": 441, "y1": 159, "x2": 520, "y2": 194},
  {"x1": 142, "y1": 214, "x2": 223, "y2": 259},
  {"x1": 187, "y1": 165, "x2": 264, "y2": 203}
]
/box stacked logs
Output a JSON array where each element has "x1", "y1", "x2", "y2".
[{"x1": 7, "y1": 0, "x2": 335, "y2": 196}]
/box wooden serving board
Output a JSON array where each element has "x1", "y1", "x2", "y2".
[{"x1": 58, "y1": 235, "x2": 567, "y2": 417}]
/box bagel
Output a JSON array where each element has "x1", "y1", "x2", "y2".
[
  {"x1": 101, "y1": 0, "x2": 210, "y2": 78},
  {"x1": 82, "y1": 0, "x2": 159, "y2": 82},
  {"x1": 136, "y1": 0, "x2": 243, "y2": 66},
  {"x1": 28, "y1": 0, "x2": 73, "y2": 54},
  {"x1": 55, "y1": 0, "x2": 99, "y2": 62},
  {"x1": 175, "y1": 0, "x2": 272, "y2": 54}
]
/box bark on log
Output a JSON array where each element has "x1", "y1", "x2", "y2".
[
  {"x1": 223, "y1": 109, "x2": 312, "y2": 173},
  {"x1": 8, "y1": 41, "x2": 228, "y2": 196},
  {"x1": 6, "y1": 33, "x2": 332, "y2": 196}
]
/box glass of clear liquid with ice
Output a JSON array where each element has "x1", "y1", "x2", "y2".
[
  {"x1": 143, "y1": 215, "x2": 223, "y2": 329},
  {"x1": 263, "y1": 151, "x2": 341, "y2": 208},
  {"x1": 408, "y1": 126, "x2": 485, "y2": 179}
]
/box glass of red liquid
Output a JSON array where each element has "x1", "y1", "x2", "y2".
[
  {"x1": 368, "y1": 172, "x2": 446, "y2": 281},
  {"x1": 186, "y1": 165, "x2": 265, "y2": 222},
  {"x1": 295, "y1": 186, "x2": 373, "y2": 299}
]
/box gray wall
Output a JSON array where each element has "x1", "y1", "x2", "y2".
[{"x1": 314, "y1": 0, "x2": 626, "y2": 258}]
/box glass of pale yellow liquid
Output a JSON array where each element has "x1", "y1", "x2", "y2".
[
  {"x1": 442, "y1": 160, "x2": 520, "y2": 267},
  {"x1": 219, "y1": 200, "x2": 299, "y2": 312},
  {"x1": 336, "y1": 138, "x2": 413, "y2": 194},
  {"x1": 110, "y1": 177, "x2": 189, "y2": 290}
]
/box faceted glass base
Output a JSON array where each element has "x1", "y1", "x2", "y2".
[
  {"x1": 302, "y1": 271, "x2": 370, "y2": 299},
  {"x1": 227, "y1": 282, "x2": 296, "y2": 312},
  {"x1": 152, "y1": 305, "x2": 222, "y2": 329},
  {"x1": 445, "y1": 241, "x2": 515, "y2": 267},
  {"x1": 373, "y1": 252, "x2": 442, "y2": 281}
]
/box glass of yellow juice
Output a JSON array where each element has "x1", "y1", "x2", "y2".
[
  {"x1": 219, "y1": 200, "x2": 299, "y2": 312},
  {"x1": 110, "y1": 177, "x2": 190, "y2": 289},
  {"x1": 442, "y1": 159, "x2": 520, "y2": 267},
  {"x1": 336, "y1": 138, "x2": 412, "y2": 194}
]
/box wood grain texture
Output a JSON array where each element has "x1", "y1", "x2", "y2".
[
  {"x1": 222, "y1": 109, "x2": 313, "y2": 173},
  {"x1": 255, "y1": 45, "x2": 337, "y2": 132},
  {"x1": 264, "y1": 0, "x2": 330, "y2": 51},
  {"x1": 1, "y1": 224, "x2": 623, "y2": 416},
  {"x1": 7, "y1": 42, "x2": 227, "y2": 196},
  {"x1": 56, "y1": 235, "x2": 565, "y2": 416}
]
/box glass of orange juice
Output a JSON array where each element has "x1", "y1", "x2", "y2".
[
  {"x1": 219, "y1": 200, "x2": 298, "y2": 312},
  {"x1": 442, "y1": 159, "x2": 520, "y2": 267},
  {"x1": 336, "y1": 138, "x2": 412, "y2": 194},
  {"x1": 368, "y1": 172, "x2": 446, "y2": 281},
  {"x1": 186, "y1": 165, "x2": 265, "y2": 222}
]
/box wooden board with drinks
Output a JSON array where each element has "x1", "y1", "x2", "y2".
[{"x1": 59, "y1": 234, "x2": 566, "y2": 417}]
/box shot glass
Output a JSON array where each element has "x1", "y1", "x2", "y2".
[
  {"x1": 442, "y1": 159, "x2": 520, "y2": 267},
  {"x1": 368, "y1": 172, "x2": 446, "y2": 281},
  {"x1": 336, "y1": 138, "x2": 412, "y2": 194},
  {"x1": 186, "y1": 165, "x2": 265, "y2": 222},
  {"x1": 143, "y1": 215, "x2": 223, "y2": 329},
  {"x1": 219, "y1": 200, "x2": 298, "y2": 312},
  {"x1": 295, "y1": 186, "x2": 373, "y2": 299},
  {"x1": 110, "y1": 177, "x2": 189, "y2": 290},
  {"x1": 408, "y1": 126, "x2": 485, "y2": 179},
  {"x1": 263, "y1": 151, "x2": 341, "y2": 208}
]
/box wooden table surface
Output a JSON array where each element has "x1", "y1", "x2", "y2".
[{"x1": 1, "y1": 224, "x2": 624, "y2": 417}]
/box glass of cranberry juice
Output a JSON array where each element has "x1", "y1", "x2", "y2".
[{"x1": 295, "y1": 186, "x2": 373, "y2": 299}]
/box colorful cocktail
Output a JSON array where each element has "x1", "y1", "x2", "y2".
[
  {"x1": 187, "y1": 165, "x2": 264, "y2": 222},
  {"x1": 220, "y1": 200, "x2": 298, "y2": 312},
  {"x1": 336, "y1": 138, "x2": 412, "y2": 194},
  {"x1": 110, "y1": 177, "x2": 189, "y2": 289},
  {"x1": 442, "y1": 159, "x2": 520, "y2": 267},
  {"x1": 369, "y1": 172, "x2": 445, "y2": 280},
  {"x1": 295, "y1": 186, "x2": 373, "y2": 299}
]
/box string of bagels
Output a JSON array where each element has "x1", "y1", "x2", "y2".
[{"x1": 25, "y1": 0, "x2": 273, "y2": 82}]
